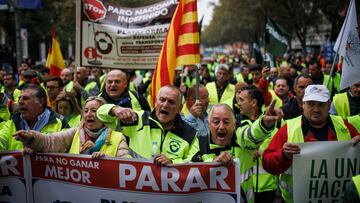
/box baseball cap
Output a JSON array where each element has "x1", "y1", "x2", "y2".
[
  {"x1": 303, "y1": 85, "x2": 330, "y2": 102},
  {"x1": 215, "y1": 64, "x2": 229, "y2": 74}
]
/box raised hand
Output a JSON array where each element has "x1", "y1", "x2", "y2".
[
  {"x1": 262, "y1": 100, "x2": 283, "y2": 129},
  {"x1": 72, "y1": 81, "x2": 82, "y2": 93},
  {"x1": 261, "y1": 66, "x2": 270, "y2": 81},
  {"x1": 189, "y1": 100, "x2": 203, "y2": 118}
]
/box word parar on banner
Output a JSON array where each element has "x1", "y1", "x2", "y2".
[{"x1": 1, "y1": 152, "x2": 241, "y2": 203}]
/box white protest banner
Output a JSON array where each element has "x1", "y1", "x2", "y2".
[
  {"x1": 76, "y1": 0, "x2": 178, "y2": 69},
  {"x1": 30, "y1": 153, "x2": 241, "y2": 203},
  {"x1": 293, "y1": 141, "x2": 360, "y2": 203},
  {"x1": 0, "y1": 151, "x2": 29, "y2": 203}
]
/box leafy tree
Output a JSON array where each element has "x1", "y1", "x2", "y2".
[{"x1": 202, "y1": 0, "x2": 357, "y2": 51}]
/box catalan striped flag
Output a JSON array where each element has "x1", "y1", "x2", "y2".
[
  {"x1": 46, "y1": 30, "x2": 66, "y2": 77},
  {"x1": 150, "y1": 0, "x2": 200, "y2": 106}
]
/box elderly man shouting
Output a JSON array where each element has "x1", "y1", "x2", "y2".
[{"x1": 97, "y1": 85, "x2": 199, "y2": 165}]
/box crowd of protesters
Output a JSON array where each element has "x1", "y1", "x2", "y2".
[{"x1": 0, "y1": 46, "x2": 359, "y2": 203}]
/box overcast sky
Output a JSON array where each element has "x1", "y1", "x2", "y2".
[{"x1": 197, "y1": 0, "x2": 219, "y2": 26}]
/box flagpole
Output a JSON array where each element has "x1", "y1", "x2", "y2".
[
  {"x1": 195, "y1": 64, "x2": 201, "y2": 100},
  {"x1": 327, "y1": 0, "x2": 353, "y2": 89}
]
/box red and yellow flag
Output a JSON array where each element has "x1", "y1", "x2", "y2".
[
  {"x1": 46, "y1": 30, "x2": 65, "y2": 77},
  {"x1": 150, "y1": 0, "x2": 200, "y2": 106}
]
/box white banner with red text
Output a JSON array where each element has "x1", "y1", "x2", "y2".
[
  {"x1": 76, "y1": 0, "x2": 178, "y2": 69},
  {"x1": 0, "y1": 152, "x2": 241, "y2": 203}
]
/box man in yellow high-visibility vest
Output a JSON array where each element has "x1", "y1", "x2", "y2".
[
  {"x1": 206, "y1": 64, "x2": 235, "y2": 109},
  {"x1": 263, "y1": 84, "x2": 360, "y2": 203}
]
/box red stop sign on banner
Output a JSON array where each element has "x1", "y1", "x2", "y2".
[{"x1": 83, "y1": 0, "x2": 107, "y2": 22}]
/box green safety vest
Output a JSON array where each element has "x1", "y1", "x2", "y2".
[
  {"x1": 279, "y1": 115, "x2": 351, "y2": 203},
  {"x1": 352, "y1": 175, "x2": 360, "y2": 198},
  {"x1": 253, "y1": 130, "x2": 279, "y2": 194},
  {"x1": 199, "y1": 137, "x2": 256, "y2": 202},
  {"x1": 97, "y1": 104, "x2": 199, "y2": 163},
  {"x1": 269, "y1": 90, "x2": 283, "y2": 108},
  {"x1": 13, "y1": 89, "x2": 21, "y2": 103},
  {"x1": 181, "y1": 104, "x2": 191, "y2": 117},
  {"x1": 234, "y1": 117, "x2": 276, "y2": 203},
  {"x1": 236, "y1": 73, "x2": 244, "y2": 83},
  {"x1": 0, "y1": 105, "x2": 11, "y2": 122},
  {"x1": 128, "y1": 91, "x2": 143, "y2": 111},
  {"x1": 68, "y1": 128, "x2": 124, "y2": 157},
  {"x1": 129, "y1": 82, "x2": 137, "y2": 92},
  {"x1": 99, "y1": 74, "x2": 106, "y2": 91},
  {"x1": 0, "y1": 112, "x2": 67, "y2": 151},
  {"x1": 66, "y1": 114, "x2": 82, "y2": 128},
  {"x1": 235, "y1": 145, "x2": 255, "y2": 203},
  {"x1": 206, "y1": 82, "x2": 235, "y2": 109},
  {"x1": 333, "y1": 73, "x2": 341, "y2": 93},
  {"x1": 185, "y1": 76, "x2": 196, "y2": 88},
  {"x1": 347, "y1": 114, "x2": 360, "y2": 133},
  {"x1": 333, "y1": 92, "x2": 350, "y2": 118},
  {"x1": 323, "y1": 74, "x2": 338, "y2": 95}
]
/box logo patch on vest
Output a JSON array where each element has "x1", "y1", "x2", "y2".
[
  {"x1": 340, "y1": 127, "x2": 349, "y2": 134},
  {"x1": 168, "y1": 138, "x2": 181, "y2": 154}
]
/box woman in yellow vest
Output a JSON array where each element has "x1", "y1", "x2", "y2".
[
  {"x1": 14, "y1": 96, "x2": 129, "y2": 158},
  {"x1": 53, "y1": 91, "x2": 82, "y2": 128}
]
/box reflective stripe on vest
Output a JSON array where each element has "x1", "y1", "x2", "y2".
[
  {"x1": 206, "y1": 82, "x2": 235, "y2": 109},
  {"x1": 279, "y1": 115, "x2": 351, "y2": 203},
  {"x1": 253, "y1": 132, "x2": 279, "y2": 193},
  {"x1": 68, "y1": 128, "x2": 123, "y2": 157},
  {"x1": 128, "y1": 148, "x2": 147, "y2": 160},
  {"x1": 333, "y1": 92, "x2": 350, "y2": 118}
]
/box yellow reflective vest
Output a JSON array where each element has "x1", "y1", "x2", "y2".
[
  {"x1": 206, "y1": 82, "x2": 235, "y2": 109},
  {"x1": 333, "y1": 92, "x2": 350, "y2": 118},
  {"x1": 279, "y1": 115, "x2": 351, "y2": 203},
  {"x1": 68, "y1": 128, "x2": 124, "y2": 157}
]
